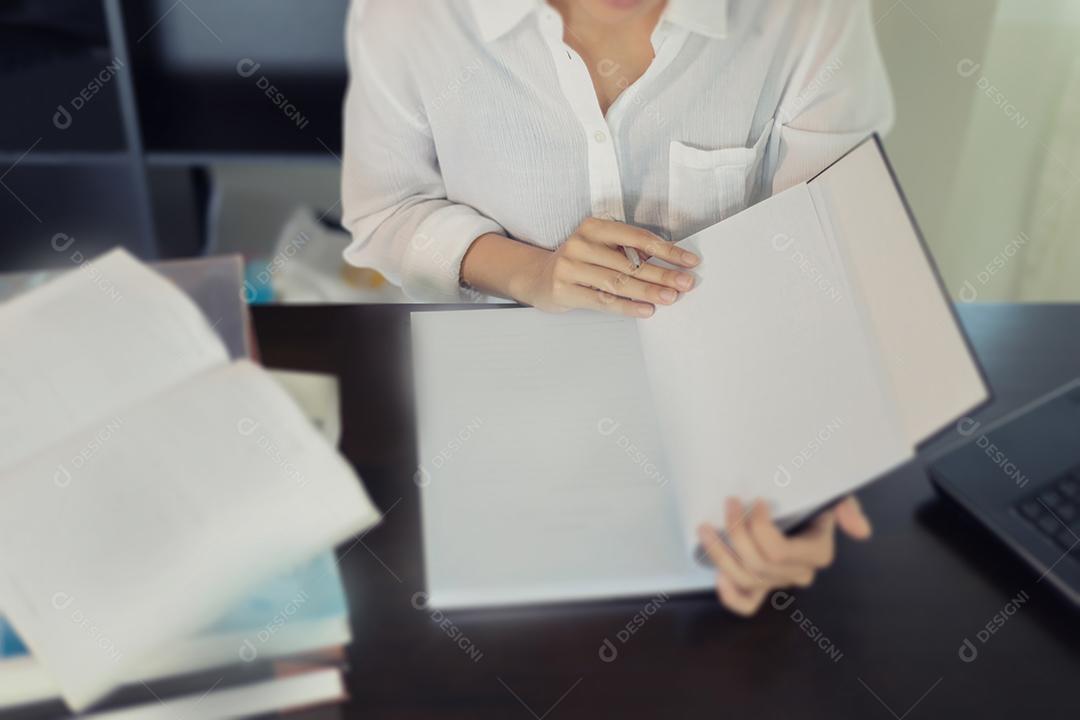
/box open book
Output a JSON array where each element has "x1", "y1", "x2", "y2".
[
  {"x1": 411, "y1": 137, "x2": 990, "y2": 609},
  {"x1": 0, "y1": 250, "x2": 380, "y2": 710}
]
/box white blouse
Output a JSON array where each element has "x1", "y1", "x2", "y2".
[{"x1": 342, "y1": 0, "x2": 894, "y2": 301}]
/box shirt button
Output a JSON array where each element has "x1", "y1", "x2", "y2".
[{"x1": 594, "y1": 130, "x2": 608, "y2": 144}]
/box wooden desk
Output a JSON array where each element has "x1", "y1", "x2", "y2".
[{"x1": 253, "y1": 303, "x2": 1080, "y2": 720}]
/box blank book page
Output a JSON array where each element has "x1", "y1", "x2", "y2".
[{"x1": 411, "y1": 308, "x2": 713, "y2": 609}]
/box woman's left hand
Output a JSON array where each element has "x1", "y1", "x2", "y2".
[{"x1": 697, "y1": 495, "x2": 872, "y2": 616}]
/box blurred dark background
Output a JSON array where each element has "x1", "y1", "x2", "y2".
[
  {"x1": 0, "y1": 0, "x2": 1077, "y2": 303},
  {"x1": 0, "y1": 0, "x2": 365, "y2": 302}
]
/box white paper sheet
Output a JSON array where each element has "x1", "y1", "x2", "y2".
[
  {"x1": 640, "y1": 184, "x2": 913, "y2": 549},
  {"x1": 0, "y1": 249, "x2": 228, "y2": 473},
  {"x1": 0, "y1": 251, "x2": 380, "y2": 710},
  {"x1": 411, "y1": 309, "x2": 713, "y2": 608},
  {"x1": 0, "y1": 361, "x2": 380, "y2": 710},
  {"x1": 809, "y1": 141, "x2": 990, "y2": 444}
]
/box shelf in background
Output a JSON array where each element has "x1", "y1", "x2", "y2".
[
  {"x1": 0, "y1": 151, "x2": 131, "y2": 167},
  {"x1": 145, "y1": 151, "x2": 341, "y2": 168},
  {"x1": 133, "y1": 74, "x2": 345, "y2": 157},
  {"x1": 0, "y1": 163, "x2": 153, "y2": 268},
  {"x1": 1, "y1": 0, "x2": 352, "y2": 265},
  {"x1": 122, "y1": 0, "x2": 349, "y2": 158},
  {"x1": 0, "y1": 49, "x2": 128, "y2": 155}
]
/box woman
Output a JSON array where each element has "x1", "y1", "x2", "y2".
[{"x1": 342, "y1": 0, "x2": 892, "y2": 615}]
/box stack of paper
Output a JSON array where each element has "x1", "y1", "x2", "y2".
[
  {"x1": 0, "y1": 251, "x2": 379, "y2": 717},
  {"x1": 0, "y1": 555, "x2": 351, "y2": 718}
]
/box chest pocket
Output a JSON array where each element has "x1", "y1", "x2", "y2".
[{"x1": 667, "y1": 123, "x2": 772, "y2": 242}]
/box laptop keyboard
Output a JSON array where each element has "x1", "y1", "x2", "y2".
[{"x1": 1016, "y1": 470, "x2": 1080, "y2": 554}]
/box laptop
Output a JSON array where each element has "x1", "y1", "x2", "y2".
[{"x1": 930, "y1": 379, "x2": 1080, "y2": 605}]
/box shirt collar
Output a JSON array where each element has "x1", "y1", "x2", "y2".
[
  {"x1": 468, "y1": 0, "x2": 729, "y2": 43},
  {"x1": 664, "y1": 0, "x2": 729, "y2": 39},
  {"x1": 469, "y1": 0, "x2": 538, "y2": 42}
]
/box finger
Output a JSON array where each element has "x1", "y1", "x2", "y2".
[
  {"x1": 788, "y1": 566, "x2": 815, "y2": 588},
  {"x1": 573, "y1": 262, "x2": 679, "y2": 306},
  {"x1": 697, "y1": 524, "x2": 764, "y2": 592},
  {"x1": 563, "y1": 240, "x2": 697, "y2": 293},
  {"x1": 835, "y1": 495, "x2": 872, "y2": 540},
  {"x1": 634, "y1": 260, "x2": 696, "y2": 293},
  {"x1": 724, "y1": 498, "x2": 790, "y2": 585},
  {"x1": 746, "y1": 501, "x2": 816, "y2": 587},
  {"x1": 716, "y1": 575, "x2": 768, "y2": 617},
  {"x1": 577, "y1": 218, "x2": 700, "y2": 268},
  {"x1": 563, "y1": 283, "x2": 655, "y2": 318},
  {"x1": 741, "y1": 509, "x2": 837, "y2": 570},
  {"x1": 747, "y1": 500, "x2": 791, "y2": 564},
  {"x1": 790, "y1": 511, "x2": 838, "y2": 569}
]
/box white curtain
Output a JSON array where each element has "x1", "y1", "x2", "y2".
[
  {"x1": 1021, "y1": 47, "x2": 1080, "y2": 300},
  {"x1": 938, "y1": 0, "x2": 1080, "y2": 302}
]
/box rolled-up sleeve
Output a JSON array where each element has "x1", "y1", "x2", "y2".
[
  {"x1": 340, "y1": 1, "x2": 504, "y2": 302},
  {"x1": 768, "y1": 0, "x2": 896, "y2": 195}
]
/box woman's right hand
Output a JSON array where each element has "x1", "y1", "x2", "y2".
[{"x1": 512, "y1": 217, "x2": 701, "y2": 318}]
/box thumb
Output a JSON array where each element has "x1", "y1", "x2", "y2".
[{"x1": 835, "y1": 496, "x2": 872, "y2": 540}]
